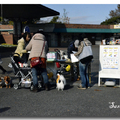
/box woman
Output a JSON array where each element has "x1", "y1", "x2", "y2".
[
  {"x1": 26, "y1": 32, "x2": 49, "y2": 92},
  {"x1": 74, "y1": 38, "x2": 92, "y2": 89},
  {"x1": 14, "y1": 32, "x2": 31, "y2": 65}
]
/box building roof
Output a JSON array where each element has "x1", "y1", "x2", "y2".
[
  {"x1": 53, "y1": 28, "x2": 120, "y2": 33},
  {"x1": 53, "y1": 24, "x2": 120, "y2": 33},
  {"x1": 0, "y1": 4, "x2": 60, "y2": 20}
]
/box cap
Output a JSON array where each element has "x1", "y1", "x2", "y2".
[{"x1": 74, "y1": 40, "x2": 79, "y2": 48}]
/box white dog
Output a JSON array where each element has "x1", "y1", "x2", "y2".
[{"x1": 56, "y1": 73, "x2": 66, "y2": 91}]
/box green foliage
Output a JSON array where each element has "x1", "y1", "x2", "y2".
[
  {"x1": 49, "y1": 16, "x2": 62, "y2": 24},
  {"x1": 101, "y1": 4, "x2": 120, "y2": 25},
  {"x1": 49, "y1": 9, "x2": 70, "y2": 24},
  {"x1": 0, "y1": 16, "x2": 14, "y2": 25},
  {"x1": 101, "y1": 16, "x2": 120, "y2": 25},
  {"x1": 0, "y1": 43, "x2": 17, "y2": 47}
]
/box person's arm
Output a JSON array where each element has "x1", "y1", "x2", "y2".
[
  {"x1": 25, "y1": 40, "x2": 32, "y2": 51},
  {"x1": 74, "y1": 42, "x2": 84, "y2": 57},
  {"x1": 17, "y1": 42, "x2": 27, "y2": 54}
]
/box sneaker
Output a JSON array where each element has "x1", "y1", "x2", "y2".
[
  {"x1": 77, "y1": 86, "x2": 86, "y2": 90},
  {"x1": 30, "y1": 86, "x2": 39, "y2": 93},
  {"x1": 44, "y1": 83, "x2": 50, "y2": 91}
]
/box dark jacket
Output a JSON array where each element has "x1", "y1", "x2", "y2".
[{"x1": 67, "y1": 42, "x2": 78, "y2": 59}]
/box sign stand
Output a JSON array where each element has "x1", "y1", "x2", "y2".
[{"x1": 98, "y1": 45, "x2": 120, "y2": 87}]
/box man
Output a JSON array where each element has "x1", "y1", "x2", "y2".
[
  {"x1": 67, "y1": 40, "x2": 79, "y2": 61},
  {"x1": 67, "y1": 40, "x2": 80, "y2": 81}
]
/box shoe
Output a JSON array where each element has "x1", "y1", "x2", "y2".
[
  {"x1": 45, "y1": 83, "x2": 50, "y2": 91},
  {"x1": 77, "y1": 86, "x2": 86, "y2": 90},
  {"x1": 30, "y1": 86, "x2": 39, "y2": 93}
]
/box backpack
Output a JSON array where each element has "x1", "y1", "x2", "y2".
[{"x1": 78, "y1": 41, "x2": 93, "y2": 64}]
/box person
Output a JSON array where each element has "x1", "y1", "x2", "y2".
[
  {"x1": 74, "y1": 38, "x2": 92, "y2": 89},
  {"x1": 25, "y1": 31, "x2": 49, "y2": 92},
  {"x1": 13, "y1": 32, "x2": 31, "y2": 65},
  {"x1": 67, "y1": 40, "x2": 80, "y2": 81},
  {"x1": 23, "y1": 25, "x2": 30, "y2": 33},
  {"x1": 67, "y1": 40, "x2": 79, "y2": 61}
]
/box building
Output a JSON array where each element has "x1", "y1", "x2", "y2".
[
  {"x1": 22, "y1": 23, "x2": 120, "y2": 47},
  {"x1": 0, "y1": 25, "x2": 13, "y2": 44},
  {"x1": 1, "y1": 23, "x2": 120, "y2": 46}
]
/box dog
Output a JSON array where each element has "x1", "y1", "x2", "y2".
[
  {"x1": 56, "y1": 71, "x2": 66, "y2": 91},
  {"x1": 4, "y1": 76, "x2": 11, "y2": 88}
]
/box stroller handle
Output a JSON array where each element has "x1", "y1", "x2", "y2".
[{"x1": 54, "y1": 49, "x2": 60, "y2": 53}]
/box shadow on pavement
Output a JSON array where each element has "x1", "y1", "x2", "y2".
[{"x1": 0, "y1": 107, "x2": 11, "y2": 113}]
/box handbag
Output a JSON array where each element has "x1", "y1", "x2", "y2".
[
  {"x1": 30, "y1": 57, "x2": 42, "y2": 68},
  {"x1": 30, "y1": 41, "x2": 45, "y2": 68},
  {"x1": 78, "y1": 41, "x2": 93, "y2": 64}
]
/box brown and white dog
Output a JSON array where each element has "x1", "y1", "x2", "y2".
[
  {"x1": 4, "y1": 76, "x2": 11, "y2": 88},
  {"x1": 56, "y1": 71, "x2": 66, "y2": 91}
]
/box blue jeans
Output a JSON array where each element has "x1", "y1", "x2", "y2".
[
  {"x1": 31, "y1": 67, "x2": 48, "y2": 86},
  {"x1": 79, "y1": 61, "x2": 90, "y2": 88}
]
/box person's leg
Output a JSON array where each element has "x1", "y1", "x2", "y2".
[
  {"x1": 13, "y1": 56, "x2": 24, "y2": 67},
  {"x1": 21, "y1": 53, "x2": 29, "y2": 63},
  {"x1": 79, "y1": 61, "x2": 86, "y2": 88},
  {"x1": 31, "y1": 67, "x2": 38, "y2": 89},
  {"x1": 85, "y1": 62, "x2": 90, "y2": 88},
  {"x1": 41, "y1": 68, "x2": 50, "y2": 90}
]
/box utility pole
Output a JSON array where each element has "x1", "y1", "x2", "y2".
[{"x1": 1, "y1": 4, "x2": 2, "y2": 24}]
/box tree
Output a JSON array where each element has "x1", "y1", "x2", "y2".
[
  {"x1": 101, "y1": 4, "x2": 120, "y2": 25},
  {"x1": 49, "y1": 9, "x2": 70, "y2": 24},
  {"x1": 0, "y1": 17, "x2": 13, "y2": 25},
  {"x1": 49, "y1": 16, "x2": 62, "y2": 23},
  {"x1": 101, "y1": 16, "x2": 120, "y2": 25},
  {"x1": 109, "y1": 4, "x2": 120, "y2": 18},
  {"x1": 60, "y1": 9, "x2": 70, "y2": 24}
]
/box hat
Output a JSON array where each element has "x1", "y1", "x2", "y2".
[
  {"x1": 24, "y1": 26, "x2": 30, "y2": 33},
  {"x1": 74, "y1": 40, "x2": 79, "y2": 48}
]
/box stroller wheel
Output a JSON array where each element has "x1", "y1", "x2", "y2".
[{"x1": 14, "y1": 84, "x2": 19, "y2": 90}]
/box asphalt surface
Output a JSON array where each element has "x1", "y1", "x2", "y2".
[{"x1": 0, "y1": 45, "x2": 120, "y2": 118}]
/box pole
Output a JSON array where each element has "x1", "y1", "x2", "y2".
[{"x1": 1, "y1": 4, "x2": 2, "y2": 24}]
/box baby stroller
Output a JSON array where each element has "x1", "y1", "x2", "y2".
[
  {"x1": 54, "y1": 49, "x2": 72, "y2": 75},
  {"x1": 54, "y1": 49, "x2": 78, "y2": 77},
  {"x1": 10, "y1": 53, "x2": 42, "y2": 90}
]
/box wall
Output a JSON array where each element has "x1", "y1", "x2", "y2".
[
  {"x1": 2, "y1": 34, "x2": 13, "y2": 44},
  {"x1": 0, "y1": 25, "x2": 13, "y2": 44}
]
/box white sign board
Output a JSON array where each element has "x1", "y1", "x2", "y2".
[
  {"x1": 114, "y1": 24, "x2": 120, "y2": 29},
  {"x1": 98, "y1": 45, "x2": 120, "y2": 86}
]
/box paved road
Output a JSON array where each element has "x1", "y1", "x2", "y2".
[{"x1": 0, "y1": 45, "x2": 120, "y2": 117}]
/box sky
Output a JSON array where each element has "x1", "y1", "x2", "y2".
[
  {"x1": 1, "y1": 0, "x2": 120, "y2": 25},
  {"x1": 41, "y1": 4, "x2": 119, "y2": 24}
]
